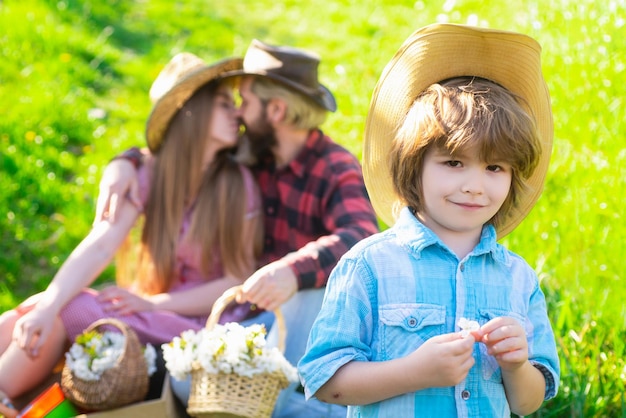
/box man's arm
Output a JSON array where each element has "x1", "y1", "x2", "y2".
[
  {"x1": 285, "y1": 156, "x2": 379, "y2": 290},
  {"x1": 236, "y1": 153, "x2": 378, "y2": 311},
  {"x1": 93, "y1": 147, "x2": 146, "y2": 224}
]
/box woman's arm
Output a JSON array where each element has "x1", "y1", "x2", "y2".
[
  {"x1": 15, "y1": 200, "x2": 140, "y2": 354},
  {"x1": 146, "y1": 277, "x2": 242, "y2": 316}
]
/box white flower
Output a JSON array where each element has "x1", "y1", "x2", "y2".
[
  {"x1": 162, "y1": 322, "x2": 298, "y2": 383},
  {"x1": 65, "y1": 329, "x2": 157, "y2": 381},
  {"x1": 144, "y1": 344, "x2": 158, "y2": 376},
  {"x1": 458, "y1": 317, "x2": 480, "y2": 337}
]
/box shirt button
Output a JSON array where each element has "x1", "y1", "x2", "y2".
[
  {"x1": 461, "y1": 390, "x2": 470, "y2": 400},
  {"x1": 407, "y1": 318, "x2": 417, "y2": 327},
  {"x1": 459, "y1": 263, "x2": 465, "y2": 272}
]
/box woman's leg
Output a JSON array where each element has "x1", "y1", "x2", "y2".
[
  {"x1": 0, "y1": 313, "x2": 67, "y2": 400},
  {"x1": 0, "y1": 310, "x2": 20, "y2": 354}
]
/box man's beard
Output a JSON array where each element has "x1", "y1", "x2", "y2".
[{"x1": 239, "y1": 112, "x2": 277, "y2": 161}]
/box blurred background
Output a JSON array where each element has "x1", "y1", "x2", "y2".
[{"x1": 1, "y1": 1, "x2": 624, "y2": 416}]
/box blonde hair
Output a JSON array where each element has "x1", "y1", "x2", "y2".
[
  {"x1": 389, "y1": 77, "x2": 542, "y2": 229},
  {"x1": 250, "y1": 77, "x2": 328, "y2": 129},
  {"x1": 121, "y1": 81, "x2": 263, "y2": 295}
]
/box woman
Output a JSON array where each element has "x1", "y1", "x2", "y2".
[{"x1": 0, "y1": 52, "x2": 263, "y2": 402}]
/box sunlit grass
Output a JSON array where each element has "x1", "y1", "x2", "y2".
[{"x1": 1, "y1": 0, "x2": 624, "y2": 415}]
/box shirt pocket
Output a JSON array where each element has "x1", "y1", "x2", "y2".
[
  {"x1": 379, "y1": 303, "x2": 446, "y2": 361},
  {"x1": 478, "y1": 308, "x2": 526, "y2": 383}
]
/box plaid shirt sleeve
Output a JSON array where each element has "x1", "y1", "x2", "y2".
[
  {"x1": 113, "y1": 146, "x2": 145, "y2": 168},
  {"x1": 274, "y1": 132, "x2": 379, "y2": 289}
]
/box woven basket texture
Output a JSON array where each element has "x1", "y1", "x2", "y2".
[
  {"x1": 187, "y1": 369, "x2": 288, "y2": 418},
  {"x1": 186, "y1": 285, "x2": 290, "y2": 418},
  {"x1": 61, "y1": 318, "x2": 149, "y2": 411}
]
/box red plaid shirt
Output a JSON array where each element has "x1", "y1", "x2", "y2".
[
  {"x1": 252, "y1": 129, "x2": 379, "y2": 289},
  {"x1": 118, "y1": 129, "x2": 379, "y2": 289}
]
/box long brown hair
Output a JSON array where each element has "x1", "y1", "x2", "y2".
[{"x1": 122, "y1": 81, "x2": 263, "y2": 295}]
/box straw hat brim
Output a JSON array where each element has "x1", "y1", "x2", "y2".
[
  {"x1": 363, "y1": 23, "x2": 553, "y2": 238},
  {"x1": 146, "y1": 58, "x2": 243, "y2": 152}
]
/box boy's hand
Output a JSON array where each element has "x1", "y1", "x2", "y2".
[
  {"x1": 408, "y1": 332, "x2": 476, "y2": 387},
  {"x1": 479, "y1": 316, "x2": 528, "y2": 371}
]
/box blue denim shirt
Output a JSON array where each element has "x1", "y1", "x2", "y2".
[{"x1": 298, "y1": 207, "x2": 559, "y2": 417}]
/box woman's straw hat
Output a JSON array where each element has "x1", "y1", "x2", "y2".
[
  {"x1": 363, "y1": 23, "x2": 553, "y2": 238},
  {"x1": 146, "y1": 53, "x2": 243, "y2": 152}
]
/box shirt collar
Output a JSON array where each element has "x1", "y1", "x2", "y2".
[
  {"x1": 288, "y1": 129, "x2": 325, "y2": 178},
  {"x1": 258, "y1": 129, "x2": 323, "y2": 177},
  {"x1": 393, "y1": 207, "x2": 507, "y2": 264}
]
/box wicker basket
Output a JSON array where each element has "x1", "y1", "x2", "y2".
[
  {"x1": 61, "y1": 318, "x2": 149, "y2": 411},
  {"x1": 186, "y1": 286, "x2": 290, "y2": 418}
]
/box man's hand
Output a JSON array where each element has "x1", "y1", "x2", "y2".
[
  {"x1": 236, "y1": 260, "x2": 298, "y2": 311},
  {"x1": 94, "y1": 159, "x2": 142, "y2": 224}
]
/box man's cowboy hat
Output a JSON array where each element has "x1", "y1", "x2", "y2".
[
  {"x1": 146, "y1": 53, "x2": 243, "y2": 152},
  {"x1": 223, "y1": 39, "x2": 337, "y2": 112},
  {"x1": 363, "y1": 23, "x2": 553, "y2": 238}
]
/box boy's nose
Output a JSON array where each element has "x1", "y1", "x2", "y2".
[{"x1": 461, "y1": 171, "x2": 484, "y2": 194}]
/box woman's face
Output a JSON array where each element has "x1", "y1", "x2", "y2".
[{"x1": 208, "y1": 85, "x2": 240, "y2": 149}]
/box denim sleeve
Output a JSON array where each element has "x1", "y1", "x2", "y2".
[
  {"x1": 297, "y1": 255, "x2": 376, "y2": 400},
  {"x1": 527, "y1": 280, "x2": 560, "y2": 400}
]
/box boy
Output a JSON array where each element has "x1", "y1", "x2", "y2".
[{"x1": 298, "y1": 23, "x2": 560, "y2": 417}]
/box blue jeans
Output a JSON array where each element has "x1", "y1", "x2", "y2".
[{"x1": 170, "y1": 288, "x2": 347, "y2": 418}]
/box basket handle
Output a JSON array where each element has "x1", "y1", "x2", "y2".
[
  {"x1": 85, "y1": 318, "x2": 130, "y2": 338},
  {"x1": 205, "y1": 285, "x2": 286, "y2": 354},
  {"x1": 82, "y1": 318, "x2": 133, "y2": 365}
]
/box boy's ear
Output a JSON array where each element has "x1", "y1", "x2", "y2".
[{"x1": 266, "y1": 98, "x2": 287, "y2": 123}]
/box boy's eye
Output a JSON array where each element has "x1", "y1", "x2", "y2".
[
  {"x1": 446, "y1": 160, "x2": 462, "y2": 167},
  {"x1": 487, "y1": 164, "x2": 503, "y2": 172}
]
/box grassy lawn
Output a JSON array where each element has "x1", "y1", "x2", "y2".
[{"x1": 1, "y1": 0, "x2": 624, "y2": 416}]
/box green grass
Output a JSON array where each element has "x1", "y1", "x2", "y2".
[{"x1": 1, "y1": 0, "x2": 625, "y2": 416}]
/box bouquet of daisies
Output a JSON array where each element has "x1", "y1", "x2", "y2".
[
  {"x1": 65, "y1": 328, "x2": 157, "y2": 381},
  {"x1": 163, "y1": 286, "x2": 297, "y2": 418},
  {"x1": 61, "y1": 318, "x2": 156, "y2": 411},
  {"x1": 162, "y1": 322, "x2": 297, "y2": 383}
]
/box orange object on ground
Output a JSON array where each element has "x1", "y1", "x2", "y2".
[{"x1": 16, "y1": 383, "x2": 77, "y2": 418}]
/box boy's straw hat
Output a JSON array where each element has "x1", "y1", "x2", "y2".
[
  {"x1": 363, "y1": 23, "x2": 553, "y2": 238},
  {"x1": 146, "y1": 53, "x2": 243, "y2": 152},
  {"x1": 222, "y1": 39, "x2": 337, "y2": 112}
]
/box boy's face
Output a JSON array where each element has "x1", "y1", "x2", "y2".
[{"x1": 417, "y1": 145, "x2": 511, "y2": 240}]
